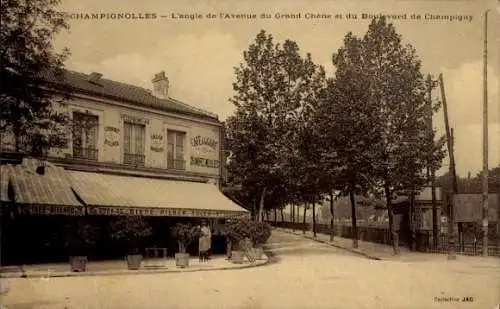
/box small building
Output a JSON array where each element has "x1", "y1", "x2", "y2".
[{"x1": 0, "y1": 70, "x2": 249, "y2": 264}]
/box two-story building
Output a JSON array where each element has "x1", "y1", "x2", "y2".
[{"x1": 0, "y1": 69, "x2": 248, "y2": 263}]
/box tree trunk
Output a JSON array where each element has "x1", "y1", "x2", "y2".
[
  {"x1": 302, "y1": 204, "x2": 307, "y2": 234},
  {"x1": 280, "y1": 208, "x2": 284, "y2": 223},
  {"x1": 329, "y1": 191, "x2": 335, "y2": 241},
  {"x1": 257, "y1": 187, "x2": 267, "y2": 222},
  {"x1": 312, "y1": 198, "x2": 317, "y2": 238},
  {"x1": 385, "y1": 184, "x2": 400, "y2": 255},
  {"x1": 409, "y1": 189, "x2": 416, "y2": 251},
  {"x1": 274, "y1": 208, "x2": 277, "y2": 225},
  {"x1": 348, "y1": 189, "x2": 359, "y2": 249}
]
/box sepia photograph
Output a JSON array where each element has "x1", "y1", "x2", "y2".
[{"x1": 0, "y1": 0, "x2": 499, "y2": 308}]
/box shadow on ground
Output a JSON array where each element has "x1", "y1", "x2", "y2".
[{"x1": 3, "y1": 300, "x2": 61, "y2": 309}]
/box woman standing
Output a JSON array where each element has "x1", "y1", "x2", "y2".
[{"x1": 198, "y1": 220, "x2": 212, "y2": 262}]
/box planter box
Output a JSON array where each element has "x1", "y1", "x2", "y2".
[
  {"x1": 126, "y1": 254, "x2": 143, "y2": 270},
  {"x1": 69, "y1": 256, "x2": 87, "y2": 272},
  {"x1": 231, "y1": 250, "x2": 245, "y2": 264},
  {"x1": 253, "y1": 247, "x2": 265, "y2": 260},
  {"x1": 175, "y1": 253, "x2": 190, "y2": 268}
]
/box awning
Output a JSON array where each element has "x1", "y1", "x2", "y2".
[
  {"x1": 2, "y1": 158, "x2": 85, "y2": 215},
  {"x1": 69, "y1": 171, "x2": 249, "y2": 218}
]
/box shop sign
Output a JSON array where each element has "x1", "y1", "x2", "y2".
[
  {"x1": 19, "y1": 205, "x2": 85, "y2": 216},
  {"x1": 121, "y1": 114, "x2": 149, "y2": 125},
  {"x1": 191, "y1": 135, "x2": 218, "y2": 156},
  {"x1": 104, "y1": 126, "x2": 120, "y2": 147},
  {"x1": 150, "y1": 133, "x2": 164, "y2": 152},
  {"x1": 190, "y1": 157, "x2": 219, "y2": 168},
  {"x1": 87, "y1": 206, "x2": 246, "y2": 218}
]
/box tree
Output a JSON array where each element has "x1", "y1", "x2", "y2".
[
  {"x1": 226, "y1": 30, "x2": 325, "y2": 222},
  {"x1": 318, "y1": 32, "x2": 381, "y2": 248},
  {"x1": 285, "y1": 54, "x2": 327, "y2": 237},
  {"x1": 1, "y1": 0, "x2": 71, "y2": 154},
  {"x1": 356, "y1": 18, "x2": 445, "y2": 254}
]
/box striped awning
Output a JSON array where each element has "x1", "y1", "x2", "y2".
[
  {"x1": 2, "y1": 158, "x2": 84, "y2": 215},
  {"x1": 69, "y1": 170, "x2": 249, "y2": 218}
]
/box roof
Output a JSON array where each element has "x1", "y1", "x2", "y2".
[
  {"x1": 38, "y1": 70, "x2": 219, "y2": 121},
  {"x1": 1, "y1": 158, "x2": 83, "y2": 209}
]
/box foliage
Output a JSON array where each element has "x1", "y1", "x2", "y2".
[
  {"x1": 110, "y1": 216, "x2": 152, "y2": 254},
  {"x1": 170, "y1": 222, "x2": 201, "y2": 253},
  {"x1": 323, "y1": 17, "x2": 446, "y2": 254},
  {"x1": 248, "y1": 221, "x2": 272, "y2": 246},
  {"x1": 226, "y1": 29, "x2": 326, "y2": 221},
  {"x1": 437, "y1": 166, "x2": 500, "y2": 194},
  {"x1": 1, "y1": 0, "x2": 71, "y2": 153},
  {"x1": 64, "y1": 218, "x2": 100, "y2": 255},
  {"x1": 221, "y1": 219, "x2": 253, "y2": 250}
]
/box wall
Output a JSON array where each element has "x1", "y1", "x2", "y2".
[{"x1": 0, "y1": 94, "x2": 222, "y2": 178}]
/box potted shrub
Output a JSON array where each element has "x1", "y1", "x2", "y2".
[
  {"x1": 223, "y1": 220, "x2": 251, "y2": 264},
  {"x1": 170, "y1": 222, "x2": 200, "y2": 268},
  {"x1": 249, "y1": 221, "x2": 271, "y2": 260},
  {"x1": 110, "y1": 216, "x2": 152, "y2": 270},
  {"x1": 64, "y1": 218, "x2": 99, "y2": 272}
]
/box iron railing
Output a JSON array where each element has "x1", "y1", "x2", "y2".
[
  {"x1": 266, "y1": 221, "x2": 500, "y2": 257},
  {"x1": 72, "y1": 147, "x2": 98, "y2": 161},
  {"x1": 123, "y1": 153, "x2": 145, "y2": 167},
  {"x1": 167, "y1": 159, "x2": 186, "y2": 170}
]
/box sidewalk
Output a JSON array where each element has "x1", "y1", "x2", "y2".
[
  {"x1": 276, "y1": 227, "x2": 500, "y2": 264},
  {"x1": 0, "y1": 254, "x2": 269, "y2": 278}
]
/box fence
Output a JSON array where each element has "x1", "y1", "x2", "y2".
[{"x1": 267, "y1": 221, "x2": 500, "y2": 257}]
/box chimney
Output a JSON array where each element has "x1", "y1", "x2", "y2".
[
  {"x1": 88, "y1": 72, "x2": 103, "y2": 84},
  {"x1": 152, "y1": 71, "x2": 169, "y2": 99}
]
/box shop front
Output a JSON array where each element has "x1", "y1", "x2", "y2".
[{"x1": 0, "y1": 158, "x2": 249, "y2": 265}]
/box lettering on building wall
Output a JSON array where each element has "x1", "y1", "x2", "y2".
[
  {"x1": 104, "y1": 126, "x2": 120, "y2": 147},
  {"x1": 150, "y1": 133, "x2": 164, "y2": 152},
  {"x1": 190, "y1": 157, "x2": 219, "y2": 168},
  {"x1": 191, "y1": 135, "x2": 218, "y2": 154},
  {"x1": 19, "y1": 205, "x2": 85, "y2": 216},
  {"x1": 86, "y1": 206, "x2": 242, "y2": 218},
  {"x1": 120, "y1": 114, "x2": 150, "y2": 125}
]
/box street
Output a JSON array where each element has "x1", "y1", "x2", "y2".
[{"x1": 1, "y1": 230, "x2": 499, "y2": 309}]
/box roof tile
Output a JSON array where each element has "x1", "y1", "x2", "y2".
[{"x1": 39, "y1": 70, "x2": 219, "y2": 121}]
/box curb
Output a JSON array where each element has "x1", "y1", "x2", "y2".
[
  {"x1": 1, "y1": 256, "x2": 271, "y2": 279},
  {"x1": 276, "y1": 228, "x2": 382, "y2": 261}
]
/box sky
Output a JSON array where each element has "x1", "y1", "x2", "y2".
[{"x1": 53, "y1": 0, "x2": 500, "y2": 177}]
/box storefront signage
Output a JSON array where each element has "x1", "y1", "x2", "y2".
[
  {"x1": 18, "y1": 205, "x2": 85, "y2": 216},
  {"x1": 104, "y1": 126, "x2": 120, "y2": 147},
  {"x1": 150, "y1": 133, "x2": 164, "y2": 152},
  {"x1": 87, "y1": 206, "x2": 246, "y2": 218},
  {"x1": 191, "y1": 135, "x2": 218, "y2": 156},
  {"x1": 191, "y1": 135, "x2": 218, "y2": 149},
  {"x1": 121, "y1": 114, "x2": 149, "y2": 125},
  {"x1": 190, "y1": 157, "x2": 219, "y2": 168}
]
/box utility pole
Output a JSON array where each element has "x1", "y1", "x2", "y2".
[
  {"x1": 481, "y1": 9, "x2": 489, "y2": 257},
  {"x1": 497, "y1": 167, "x2": 500, "y2": 257},
  {"x1": 426, "y1": 74, "x2": 439, "y2": 248},
  {"x1": 439, "y1": 73, "x2": 458, "y2": 260}
]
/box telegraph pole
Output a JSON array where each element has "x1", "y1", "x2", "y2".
[
  {"x1": 426, "y1": 75, "x2": 439, "y2": 248},
  {"x1": 481, "y1": 9, "x2": 489, "y2": 257},
  {"x1": 439, "y1": 73, "x2": 458, "y2": 260}
]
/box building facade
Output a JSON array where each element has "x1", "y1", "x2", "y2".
[
  {"x1": 1, "y1": 70, "x2": 226, "y2": 186},
  {"x1": 0, "y1": 70, "x2": 248, "y2": 264}
]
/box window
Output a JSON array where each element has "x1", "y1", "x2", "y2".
[
  {"x1": 72, "y1": 112, "x2": 99, "y2": 160},
  {"x1": 167, "y1": 130, "x2": 186, "y2": 170},
  {"x1": 123, "y1": 122, "x2": 145, "y2": 166}
]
